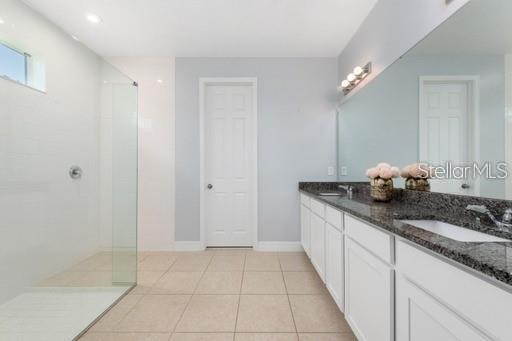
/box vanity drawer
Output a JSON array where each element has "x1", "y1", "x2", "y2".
[
  {"x1": 325, "y1": 205, "x2": 343, "y2": 231},
  {"x1": 310, "y1": 198, "x2": 325, "y2": 218},
  {"x1": 345, "y1": 215, "x2": 393, "y2": 264},
  {"x1": 300, "y1": 193, "x2": 310, "y2": 207}
]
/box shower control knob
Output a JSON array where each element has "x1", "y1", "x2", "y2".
[
  {"x1": 207, "y1": 184, "x2": 213, "y2": 190},
  {"x1": 69, "y1": 166, "x2": 83, "y2": 180}
]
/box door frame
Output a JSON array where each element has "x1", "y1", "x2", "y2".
[
  {"x1": 199, "y1": 77, "x2": 258, "y2": 248},
  {"x1": 419, "y1": 75, "x2": 480, "y2": 196}
]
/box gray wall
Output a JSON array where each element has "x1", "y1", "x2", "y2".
[
  {"x1": 338, "y1": 54, "x2": 505, "y2": 198},
  {"x1": 175, "y1": 58, "x2": 338, "y2": 242},
  {"x1": 337, "y1": 0, "x2": 470, "y2": 100}
]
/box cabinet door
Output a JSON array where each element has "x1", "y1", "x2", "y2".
[
  {"x1": 310, "y1": 212, "x2": 325, "y2": 281},
  {"x1": 345, "y1": 238, "x2": 393, "y2": 341},
  {"x1": 396, "y1": 274, "x2": 489, "y2": 341},
  {"x1": 300, "y1": 204, "x2": 311, "y2": 257},
  {"x1": 325, "y1": 224, "x2": 343, "y2": 312}
]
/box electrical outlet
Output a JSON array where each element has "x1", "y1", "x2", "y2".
[
  {"x1": 327, "y1": 166, "x2": 335, "y2": 176},
  {"x1": 340, "y1": 166, "x2": 348, "y2": 176}
]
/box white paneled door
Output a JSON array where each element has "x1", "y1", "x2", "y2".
[
  {"x1": 419, "y1": 78, "x2": 476, "y2": 195},
  {"x1": 203, "y1": 82, "x2": 256, "y2": 247}
]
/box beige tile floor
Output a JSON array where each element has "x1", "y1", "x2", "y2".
[
  {"x1": 37, "y1": 251, "x2": 136, "y2": 287},
  {"x1": 80, "y1": 250, "x2": 357, "y2": 341}
]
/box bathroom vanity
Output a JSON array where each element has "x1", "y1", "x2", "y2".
[{"x1": 299, "y1": 182, "x2": 512, "y2": 341}]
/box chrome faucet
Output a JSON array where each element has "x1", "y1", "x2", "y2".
[
  {"x1": 338, "y1": 184, "x2": 353, "y2": 197},
  {"x1": 466, "y1": 205, "x2": 512, "y2": 232}
]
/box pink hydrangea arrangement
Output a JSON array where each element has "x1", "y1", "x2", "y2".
[
  {"x1": 366, "y1": 162, "x2": 400, "y2": 180},
  {"x1": 366, "y1": 162, "x2": 400, "y2": 202}
]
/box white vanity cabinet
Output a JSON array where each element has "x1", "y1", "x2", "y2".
[
  {"x1": 300, "y1": 194, "x2": 311, "y2": 257},
  {"x1": 299, "y1": 190, "x2": 512, "y2": 341},
  {"x1": 325, "y1": 222, "x2": 344, "y2": 311},
  {"x1": 396, "y1": 240, "x2": 512, "y2": 341},
  {"x1": 395, "y1": 275, "x2": 487, "y2": 341},
  {"x1": 310, "y1": 205, "x2": 326, "y2": 281},
  {"x1": 344, "y1": 216, "x2": 394, "y2": 341},
  {"x1": 300, "y1": 193, "x2": 343, "y2": 304}
]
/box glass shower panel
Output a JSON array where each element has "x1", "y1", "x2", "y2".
[
  {"x1": 99, "y1": 60, "x2": 139, "y2": 286},
  {"x1": 0, "y1": 1, "x2": 138, "y2": 337},
  {"x1": 112, "y1": 77, "x2": 138, "y2": 285}
]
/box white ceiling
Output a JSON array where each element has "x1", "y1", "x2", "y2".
[{"x1": 23, "y1": 0, "x2": 377, "y2": 57}]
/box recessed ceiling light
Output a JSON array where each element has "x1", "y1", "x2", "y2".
[
  {"x1": 0, "y1": 18, "x2": 5, "y2": 25},
  {"x1": 157, "y1": 79, "x2": 163, "y2": 84},
  {"x1": 71, "y1": 35, "x2": 79, "y2": 41},
  {"x1": 86, "y1": 13, "x2": 102, "y2": 24}
]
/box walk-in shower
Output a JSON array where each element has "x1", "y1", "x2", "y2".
[{"x1": 0, "y1": 1, "x2": 138, "y2": 339}]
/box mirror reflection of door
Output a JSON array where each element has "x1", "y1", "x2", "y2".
[{"x1": 419, "y1": 77, "x2": 478, "y2": 196}]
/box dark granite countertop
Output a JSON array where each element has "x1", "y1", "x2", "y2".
[{"x1": 299, "y1": 182, "x2": 512, "y2": 288}]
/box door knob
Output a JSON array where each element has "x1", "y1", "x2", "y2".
[
  {"x1": 461, "y1": 183, "x2": 470, "y2": 189},
  {"x1": 207, "y1": 184, "x2": 213, "y2": 190}
]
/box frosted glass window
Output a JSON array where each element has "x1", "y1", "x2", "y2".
[{"x1": 0, "y1": 42, "x2": 27, "y2": 84}]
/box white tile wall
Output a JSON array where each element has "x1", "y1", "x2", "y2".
[
  {"x1": 0, "y1": 0, "x2": 102, "y2": 303},
  {"x1": 107, "y1": 57, "x2": 176, "y2": 252}
]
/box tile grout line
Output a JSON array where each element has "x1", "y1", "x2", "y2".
[
  {"x1": 138, "y1": 254, "x2": 177, "y2": 295},
  {"x1": 233, "y1": 253, "x2": 246, "y2": 340},
  {"x1": 79, "y1": 253, "x2": 161, "y2": 335},
  {"x1": 170, "y1": 253, "x2": 215, "y2": 336},
  {"x1": 279, "y1": 254, "x2": 299, "y2": 339},
  {"x1": 102, "y1": 289, "x2": 144, "y2": 333}
]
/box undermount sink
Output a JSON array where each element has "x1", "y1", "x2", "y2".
[
  {"x1": 318, "y1": 192, "x2": 344, "y2": 196},
  {"x1": 399, "y1": 220, "x2": 510, "y2": 243}
]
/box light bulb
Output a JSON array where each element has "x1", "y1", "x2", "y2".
[
  {"x1": 347, "y1": 73, "x2": 356, "y2": 82},
  {"x1": 353, "y1": 66, "x2": 364, "y2": 76},
  {"x1": 86, "y1": 13, "x2": 102, "y2": 24},
  {"x1": 341, "y1": 80, "x2": 351, "y2": 88}
]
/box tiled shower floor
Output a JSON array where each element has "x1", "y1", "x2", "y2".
[
  {"x1": 0, "y1": 287, "x2": 129, "y2": 341},
  {"x1": 0, "y1": 252, "x2": 133, "y2": 340}
]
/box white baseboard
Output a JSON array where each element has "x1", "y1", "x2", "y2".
[
  {"x1": 171, "y1": 241, "x2": 303, "y2": 252},
  {"x1": 254, "y1": 241, "x2": 304, "y2": 252},
  {"x1": 173, "y1": 241, "x2": 205, "y2": 252}
]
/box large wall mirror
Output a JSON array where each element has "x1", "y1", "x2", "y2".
[{"x1": 337, "y1": 0, "x2": 512, "y2": 200}]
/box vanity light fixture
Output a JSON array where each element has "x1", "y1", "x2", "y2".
[{"x1": 337, "y1": 62, "x2": 372, "y2": 95}]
